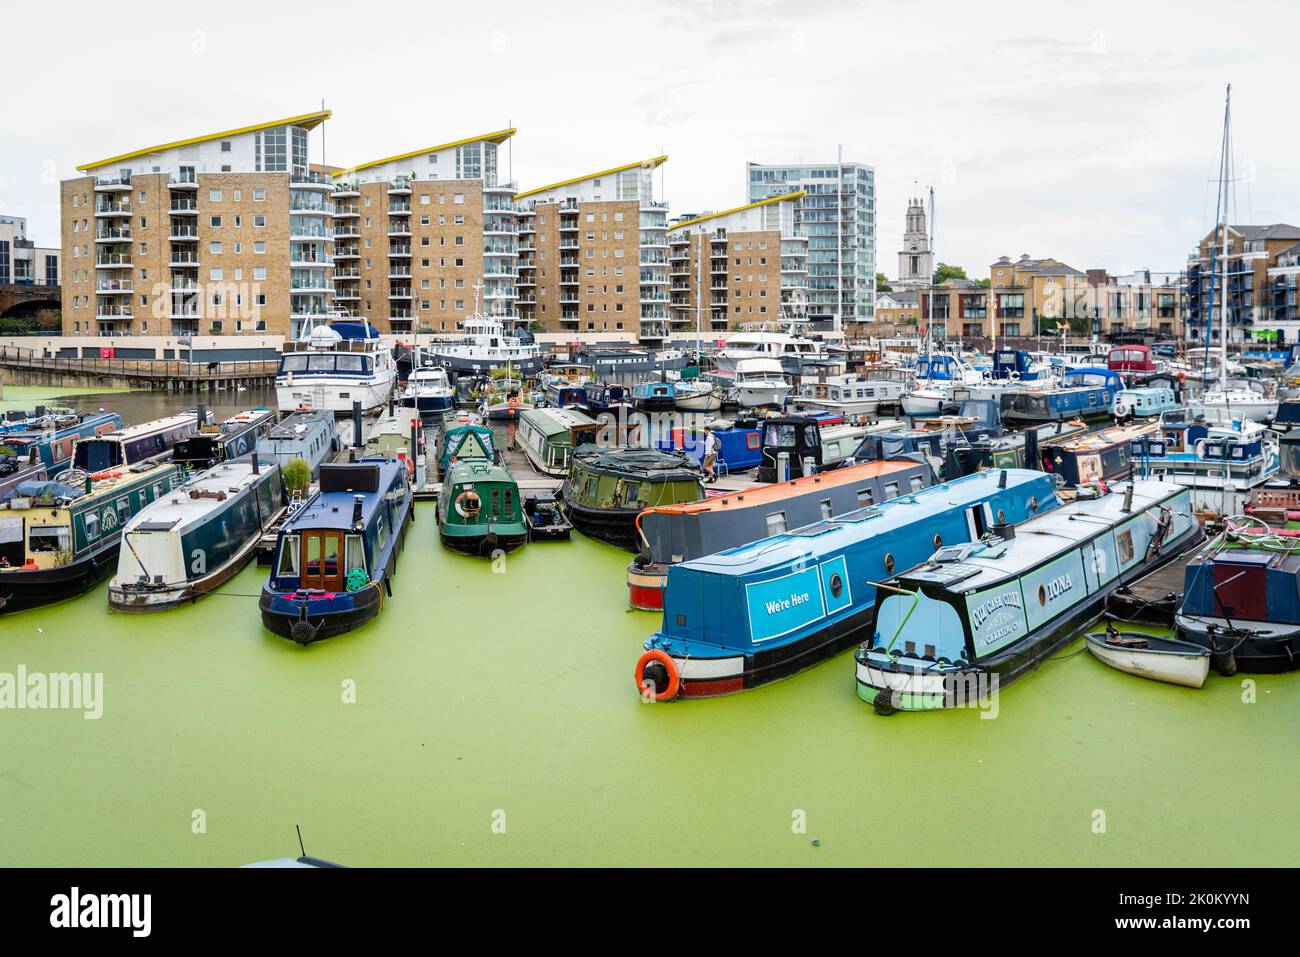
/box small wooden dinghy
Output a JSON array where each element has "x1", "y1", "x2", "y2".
[{"x1": 1085, "y1": 627, "x2": 1211, "y2": 688}]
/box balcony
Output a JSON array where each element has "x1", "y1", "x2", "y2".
[
  {"x1": 387, "y1": 178, "x2": 412, "y2": 195},
  {"x1": 95, "y1": 254, "x2": 132, "y2": 267},
  {"x1": 334, "y1": 246, "x2": 360, "y2": 259},
  {"x1": 334, "y1": 267, "x2": 360, "y2": 279},
  {"x1": 333, "y1": 223, "x2": 360, "y2": 239},
  {"x1": 95, "y1": 306, "x2": 133, "y2": 319},
  {"x1": 334, "y1": 181, "x2": 360, "y2": 197},
  {"x1": 169, "y1": 226, "x2": 199, "y2": 240},
  {"x1": 389, "y1": 288, "x2": 413, "y2": 300},
  {"x1": 290, "y1": 171, "x2": 334, "y2": 191},
  {"x1": 95, "y1": 202, "x2": 131, "y2": 217},
  {"x1": 388, "y1": 268, "x2": 412, "y2": 279},
  {"x1": 290, "y1": 227, "x2": 333, "y2": 241},
  {"x1": 387, "y1": 222, "x2": 412, "y2": 237},
  {"x1": 169, "y1": 172, "x2": 198, "y2": 189},
  {"x1": 169, "y1": 200, "x2": 198, "y2": 215},
  {"x1": 388, "y1": 202, "x2": 411, "y2": 214},
  {"x1": 388, "y1": 245, "x2": 412, "y2": 258},
  {"x1": 96, "y1": 227, "x2": 131, "y2": 242},
  {"x1": 169, "y1": 253, "x2": 199, "y2": 267},
  {"x1": 96, "y1": 281, "x2": 133, "y2": 294}
]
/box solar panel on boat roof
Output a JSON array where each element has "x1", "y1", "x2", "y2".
[{"x1": 136, "y1": 520, "x2": 180, "y2": 531}]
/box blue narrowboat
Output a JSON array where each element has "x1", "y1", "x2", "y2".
[
  {"x1": 1003, "y1": 368, "x2": 1122, "y2": 423},
  {"x1": 632, "y1": 380, "x2": 677, "y2": 412},
  {"x1": 856, "y1": 480, "x2": 1200, "y2": 712},
  {"x1": 172, "y1": 408, "x2": 279, "y2": 472},
  {"x1": 1, "y1": 410, "x2": 123, "y2": 477},
  {"x1": 656, "y1": 417, "x2": 764, "y2": 473},
  {"x1": 1112, "y1": 386, "x2": 1178, "y2": 420},
  {"x1": 580, "y1": 382, "x2": 632, "y2": 417},
  {"x1": 635, "y1": 468, "x2": 1060, "y2": 699},
  {"x1": 260, "y1": 460, "x2": 413, "y2": 644},
  {"x1": 991, "y1": 349, "x2": 1048, "y2": 381},
  {"x1": 255, "y1": 409, "x2": 339, "y2": 479}
]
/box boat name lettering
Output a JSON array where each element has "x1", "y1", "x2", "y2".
[
  {"x1": 971, "y1": 590, "x2": 1022, "y2": 630},
  {"x1": 765, "y1": 592, "x2": 813, "y2": 616}
]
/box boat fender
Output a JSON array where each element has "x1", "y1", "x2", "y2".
[
  {"x1": 634, "y1": 649, "x2": 680, "y2": 702},
  {"x1": 872, "y1": 688, "x2": 899, "y2": 716},
  {"x1": 290, "y1": 618, "x2": 320, "y2": 646},
  {"x1": 1114, "y1": 401, "x2": 1129, "y2": 419}
]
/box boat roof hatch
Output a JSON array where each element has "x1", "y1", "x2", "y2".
[{"x1": 319, "y1": 463, "x2": 381, "y2": 494}]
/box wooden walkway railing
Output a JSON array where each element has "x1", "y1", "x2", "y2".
[{"x1": 0, "y1": 345, "x2": 277, "y2": 381}]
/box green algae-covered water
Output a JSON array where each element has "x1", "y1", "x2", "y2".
[{"x1": 1, "y1": 386, "x2": 1297, "y2": 866}]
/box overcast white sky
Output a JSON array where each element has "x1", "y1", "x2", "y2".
[{"x1": 4, "y1": 0, "x2": 1297, "y2": 279}]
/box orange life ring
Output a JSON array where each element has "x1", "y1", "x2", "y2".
[
  {"x1": 1177, "y1": 371, "x2": 1187, "y2": 382},
  {"x1": 634, "y1": 649, "x2": 681, "y2": 701},
  {"x1": 508, "y1": 395, "x2": 520, "y2": 408}
]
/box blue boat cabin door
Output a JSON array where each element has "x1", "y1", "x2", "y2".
[{"x1": 300, "y1": 531, "x2": 344, "y2": 591}]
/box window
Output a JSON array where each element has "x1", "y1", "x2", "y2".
[
  {"x1": 253, "y1": 189, "x2": 266, "y2": 201},
  {"x1": 819, "y1": 500, "x2": 833, "y2": 520},
  {"x1": 883, "y1": 482, "x2": 900, "y2": 499},
  {"x1": 220, "y1": 140, "x2": 232, "y2": 152},
  {"x1": 211, "y1": 216, "x2": 222, "y2": 228},
  {"x1": 765, "y1": 512, "x2": 788, "y2": 536},
  {"x1": 84, "y1": 512, "x2": 100, "y2": 540},
  {"x1": 345, "y1": 534, "x2": 366, "y2": 575},
  {"x1": 28, "y1": 525, "x2": 72, "y2": 553},
  {"x1": 210, "y1": 242, "x2": 222, "y2": 254},
  {"x1": 254, "y1": 215, "x2": 266, "y2": 227},
  {"x1": 209, "y1": 190, "x2": 222, "y2": 202},
  {"x1": 856, "y1": 488, "x2": 874, "y2": 507}
]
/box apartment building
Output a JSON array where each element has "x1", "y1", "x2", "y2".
[
  {"x1": 328, "y1": 128, "x2": 518, "y2": 336},
  {"x1": 1184, "y1": 224, "x2": 1300, "y2": 344},
  {"x1": 666, "y1": 192, "x2": 808, "y2": 336},
  {"x1": 514, "y1": 157, "x2": 669, "y2": 341},
  {"x1": 0, "y1": 215, "x2": 60, "y2": 286},
  {"x1": 1108, "y1": 270, "x2": 1182, "y2": 338},
  {"x1": 61, "y1": 110, "x2": 332, "y2": 337},
  {"x1": 746, "y1": 160, "x2": 875, "y2": 332}
]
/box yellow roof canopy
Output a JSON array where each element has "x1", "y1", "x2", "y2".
[
  {"x1": 671, "y1": 191, "x2": 808, "y2": 231},
  {"x1": 515, "y1": 155, "x2": 668, "y2": 199},
  {"x1": 78, "y1": 110, "x2": 331, "y2": 172},
  {"x1": 333, "y1": 128, "x2": 517, "y2": 178}
]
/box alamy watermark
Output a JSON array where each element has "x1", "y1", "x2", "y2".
[{"x1": 0, "y1": 666, "x2": 103, "y2": 719}]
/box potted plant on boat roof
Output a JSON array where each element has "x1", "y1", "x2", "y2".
[{"x1": 282, "y1": 457, "x2": 311, "y2": 499}]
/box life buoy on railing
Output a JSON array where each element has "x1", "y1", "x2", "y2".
[
  {"x1": 454, "y1": 490, "x2": 482, "y2": 519},
  {"x1": 1114, "y1": 401, "x2": 1130, "y2": 419},
  {"x1": 634, "y1": 649, "x2": 681, "y2": 702}
]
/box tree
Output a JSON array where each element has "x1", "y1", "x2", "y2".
[
  {"x1": 875, "y1": 272, "x2": 892, "y2": 292},
  {"x1": 974, "y1": 278, "x2": 991, "y2": 289},
  {"x1": 932, "y1": 263, "x2": 968, "y2": 285}
]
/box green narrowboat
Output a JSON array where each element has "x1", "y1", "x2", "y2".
[
  {"x1": 515, "y1": 407, "x2": 600, "y2": 477},
  {"x1": 0, "y1": 462, "x2": 184, "y2": 614},
  {"x1": 436, "y1": 418, "x2": 496, "y2": 479},
  {"x1": 436, "y1": 459, "x2": 528, "y2": 555},
  {"x1": 561, "y1": 447, "x2": 705, "y2": 551}
]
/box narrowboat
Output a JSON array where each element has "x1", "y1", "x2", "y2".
[
  {"x1": 435, "y1": 417, "x2": 495, "y2": 479},
  {"x1": 632, "y1": 380, "x2": 677, "y2": 412},
  {"x1": 1003, "y1": 368, "x2": 1123, "y2": 423},
  {"x1": 990, "y1": 349, "x2": 1053, "y2": 381},
  {"x1": 398, "y1": 366, "x2": 456, "y2": 417},
  {"x1": 1129, "y1": 407, "x2": 1279, "y2": 515},
  {"x1": 171, "y1": 408, "x2": 279, "y2": 472},
  {"x1": 0, "y1": 462, "x2": 183, "y2": 614},
  {"x1": 0, "y1": 406, "x2": 82, "y2": 435},
  {"x1": 276, "y1": 322, "x2": 397, "y2": 414},
  {"x1": 1112, "y1": 386, "x2": 1178, "y2": 420},
  {"x1": 1107, "y1": 344, "x2": 1161, "y2": 376},
  {"x1": 259, "y1": 460, "x2": 413, "y2": 644},
  {"x1": 0, "y1": 410, "x2": 123, "y2": 477},
  {"x1": 580, "y1": 382, "x2": 633, "y2": 417},
  {"x1": 732, "y1": 358, "x2": 791, "y2": 409},
  {"x1": 656, "y1": 416, "x2": 764, "y2": 474},
  {"x1": 755, "y1": 414, "x2": 870, "y2": 482},
  {"x1": 108, "y1": 459, "x2": 286, "y2": 612},
  {"x1": 524, "y1": 492, "x2": 572, "y2": 542},
  {"x1": 855, "y1": 479, "x2": 1200, "y2": 713},
  {"x1": 791, "y1": 374, "x2": 906, "y2": 418},
  {"x1": 542, "y1": 364, "x2": 595, "y2": 408},
  {"x1": 478, "y1": 375, "x2": 537, "y2": 421},
  {"x1": 437, "y1": 459, "x2": 528, "y2": 555},
  {"x1": 1244, "y1": 430, "x2": 1300, "y2": 521},
  {"x1": 515, "y1": 407, "x2": 600, "y2": 477},
  {"x1": 571, "y1": 347, "x2": 690, "y2": 376},
  {"x1": 627, "y1": 457, "x2": 936, "y2": 610},
  {"x1": 635, "y1": 468, "x2": 1059, "y2": 700},
  {"x1": 365, "y1": 407, "x2": 427, "y2": 489},
  {"x1": 255, "y1": 409, "x2": 339, "y2": 479},
  {"x1": 1271, "y1": 398, "x2": 1300, "y2": 432},
  {"x1": 1040, "y1": 421, "x2": 1160, "y2": 488},
  {"x1": 562, "y1": 447, "x2": 704, "y2": 550},
  {"x1": 64, "y1": 411, "x2": 213, "y2": 477},
  {"x1": 1176, "y1": 525, "x2": 1300, "y2": 674}
]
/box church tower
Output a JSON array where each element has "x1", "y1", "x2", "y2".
[{"x1": 896, "y1": 195, "x2": 934, "y2": 289}]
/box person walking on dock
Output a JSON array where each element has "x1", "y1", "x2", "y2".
[{"x1": 702, "y1": 426, "x2": 718, "y2": 484}]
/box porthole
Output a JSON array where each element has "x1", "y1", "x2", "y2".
[
  {"x1": 829, "y1": 573, "x2": 843, "y2": 598},
  {"x1": 1037, "y1": 585, "x2": 1048, "y2": 606},
  {"x1": 884, "y1": 553, "x2": 895, "y2": 574},
  {"x1": 1029, "y1": 496, "x2": 1038, "y2": 514},
  {"x1": 997, "y1": 508, "x2": 1006, "y2": 524},
  {"x1": 933, "y1": 533, "x2": 943, "y2": 548}
]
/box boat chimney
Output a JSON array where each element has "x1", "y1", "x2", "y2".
[
  {"x1": 1024, "y1": 428, "x2": 1039, "y2": 472},
  {"x1": 410, "y1": 420, "x2": 421, "y2": 460},
  {"x1": 1122, "y1": 484, "x2": 1134, "y2": 513},
  {"x1": 197, "y1": 403, "x2": 207, "y2": 430},
  {"x1": 351, "y1": 400, "x2": 364, "y2": 450},
  {"x1": 251, "y1": 450, "x2": 260, "y2": 475},
  {"x1": 998, "y1": 469, "x2": 1008, "y2": 489},
  {"x1": 992, "y1": 521, "x2": 1016, "y2": 541},
  {"x1": 875, "y1": 438, "x2": 885, "y2": 462},
  {"x1": 352, "y1": 494, "x2": 364, "y2": 527},
  {"x1": 84, "y1": 475, "x2": 92, "y2": 495}
]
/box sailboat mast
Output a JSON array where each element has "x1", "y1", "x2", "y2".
[
  {"x1": 1203, "y1": 84, "x2": 1231, "y2": 383},
  {"x1": 695, "y1": 230, "x2": 703, "y2": 356},
  {"x1": 1219, "y1": 86, "x2": 1232, "y2": 375}
]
